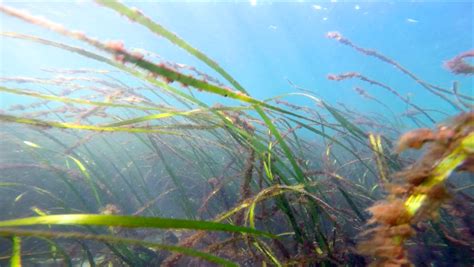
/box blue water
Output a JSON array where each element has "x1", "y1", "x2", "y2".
[{"x1": 1, "y1": 1, "x2": 472, "y2": 123}]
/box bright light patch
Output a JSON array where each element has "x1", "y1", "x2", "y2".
[
  {"x1": 250, "y1": 0, "x2": 257, "y2": 6},
  {"x1": 354, "y1": 4, "x2": 360, "y2": 10},
  {"x1": 23, "y1": 141, "x2": 41, "y2": 148},
  {"x1": 312, "y1": 5, "x2": 322, "y2": 10}
]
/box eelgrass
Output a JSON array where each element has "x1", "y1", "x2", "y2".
[
  {"x1": 0, "y1": 214, "x2": 274, "y2": 238},
  {"x1": 0, "y1": 1, "x2": 472, "y2": 266},
  {"x1": 0, "y1": 228, "x2": 238, "y2": 267}
]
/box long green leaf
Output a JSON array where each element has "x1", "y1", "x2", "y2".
[
  {"x1": 0, "y1": 214, "x2": 275, "y2": 238},
  {"x1": 0, "y1": 228, "x2": 237, "y2": 267},
  {"x1": 10, "y1": 236, "x2": 21, "y2": 267}
]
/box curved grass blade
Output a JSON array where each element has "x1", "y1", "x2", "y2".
[
  {"x1": 105, "y1": 105, "x2": 251, "y2": 127},
  {"x1": 67, "y1": 155, "x2": 102, "y2": 208},
  {"x1": 0, "y1": 228, "x2": 238, "y2": 267}
]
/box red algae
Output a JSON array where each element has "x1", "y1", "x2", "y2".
[
  {"x1": 358, "y1": 112, "x2": 473, "y2": 266},
  {"x1": 444, "y1": 50, "x2": 474, "y2": 75}
]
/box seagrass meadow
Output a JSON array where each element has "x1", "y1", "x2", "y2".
[{"x1": 0, "y1": 1, "x2": 473, "y2": 266}]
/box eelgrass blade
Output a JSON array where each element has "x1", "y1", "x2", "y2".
[
  {"x1": 253, "y1": 239, "x2": 282, "y2": 267},
  {"x1": 337, "y1": 187, "x2": 366, "y2": 222},
  {"x1": 0, "y1": 228, "x2": 238, "y2": 267},
  {"x1": 322, "y1": 102, "x2": 367, "y2": 141},
  {"x1": 67, "y1": 155, "x2": 102, "y2": 208},
  {"x1": 368, "y1": 133, "x2": 389, "y2": 183},
  {"x1": 0, "y1": 114, "x2": 179, "y2": 134},
  {"x1": 10, "y1": 236, "x2": 21, "y2": 267},
  {"x1": 79, "y1": 241, "x2": 95, "y2": 267},
  {"x1": 257, "y1": 109, "x2": 306, "y2": 184},
  {"x1": 0, "y1": 214, "x2": 275, "y2": 238},
  {"x1": 104, "y1": 109, "x2": 207, "y2": 127}
]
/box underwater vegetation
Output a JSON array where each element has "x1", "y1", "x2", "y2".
[
  {"x1": 358, "y1": 113, "x2": 473, "y2": 266},
  {"x1": 0, "y1": 2, "x2": 473, "y2": 266}
]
